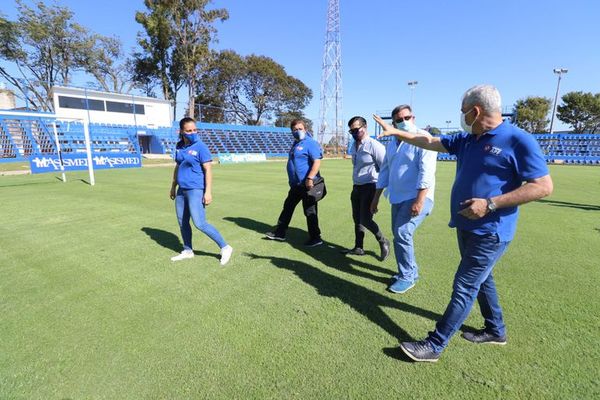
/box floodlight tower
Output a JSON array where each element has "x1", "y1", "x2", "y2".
[
  {"x1": 318, "y1": 0, "x2": 343, "y2": 152},
  {"x1": 549, "y1": 68, "x2": 568, "y2": 133},
  {"x1": 408, "y1": 80, "x2": 418, "y2": 107}
]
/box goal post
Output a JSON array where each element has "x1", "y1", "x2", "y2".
[
  {"x1": 28, "y1": 115, "x2": 96, "y2": 186},
  {"x1": 27, "y1": 115, "x2": 143, "y2": 184}
]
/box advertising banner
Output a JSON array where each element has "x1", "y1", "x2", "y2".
[
  {"x1": 217, "y1": 153, "x2": 267, "y2": 164},
  {"x1": 30, "y1": 153, "x2": 141, "y2": 174}
]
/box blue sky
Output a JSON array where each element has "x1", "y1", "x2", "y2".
[{"x1": 4, "y1": 0, "x2": 600, "y2": 131}]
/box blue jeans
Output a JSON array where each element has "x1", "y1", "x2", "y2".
[
  {"x1": 175, "y1": 188, "x2": 227, "y2": 250},
  {"x1": 428, "y1": 229, "x2": 510, "y2": 353},
  {"x1": 391, "y1": 198, "x2": 433, "y2": 282}
]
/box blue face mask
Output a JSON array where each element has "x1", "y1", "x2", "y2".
[
  {"x1": 292, "y1": 130, "x2": 306, "y2": 141},
  {"x1": 185, "y1": 133, "x2": 199, "y2": 144}
]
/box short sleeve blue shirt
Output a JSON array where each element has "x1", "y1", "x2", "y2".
[
  {"x1": 286, "y1": 137, "x2": 323, "y2": 187},
  {"x1": 440, "y1": 120, "x2": 549, "y2": 241},
  {"x1": 175, "y1": 140, "x2": 213, "y2": 190}
]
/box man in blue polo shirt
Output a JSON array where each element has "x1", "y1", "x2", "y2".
[
  {"x1": 373, "y1": 84, "x2": 553, "y2": 362},
  {"x1": 266, "y1": 118, "x2": 324, "y2": 247}
]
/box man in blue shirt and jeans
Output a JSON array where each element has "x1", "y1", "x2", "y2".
[
  {"x1": 371, "y1": 105, "x2": 437, "y2": 293},
  {"x1": 266, "y1": 119, "x2": 324, "y2": 247},
  {"x1": 374, "y1": 85, "x2": 553, "y2": 362}
]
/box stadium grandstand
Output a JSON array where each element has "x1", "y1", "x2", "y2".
[
  {"x1": 1, "y1": 86, "x2": 599, "y2": 165},
  {"x1": 0, "y1": 112, "x2": 296, "y2": 162}
]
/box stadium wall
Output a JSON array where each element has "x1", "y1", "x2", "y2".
[{"x1": 1, "y1": 109, "x2": 599, "y2": 164}]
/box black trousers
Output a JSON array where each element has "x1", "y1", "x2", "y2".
[
  {"x1": 275, "y1": 184, "x2": 321, "y2": 239},
  {"x1": 351, "y1": 183, "x2": 384, "y2": 248}
]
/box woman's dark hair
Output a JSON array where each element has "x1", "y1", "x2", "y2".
[
  {"x1": 179, "y1": 117, "x2": 196, "y2": 130},
  {"x1": 290, "y1": 118, "x2": 305, "y2": 131}
]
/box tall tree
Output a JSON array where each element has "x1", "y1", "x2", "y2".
[
  {"x1": 513, "y1": 96, "x2": 552, "y2": 133},
  {"x1": 0, "y1": 1, "x2": 87, "y2": 110},
  {"x1": 81, "y1": 35, "x2": 134, "y2": 94},
  {"x1": 195, "y1": 50, "x2": 313, "y2": 125},
  {"x1": 0, "y1": 1, "x2": 129, "y2": 111},
  {"x1": 194, "y1": 50, "x2": 244, "y2": 123},
  {"x1": 135, "y1": 1, "x2": 183, "y2": 119},
  {"x1": 134, "y1": 0, "x2": 227, "y2": 120},
  {"x1": 172, "y1": 0, "x2": 228, "y2": 117},
  {"x1": 557, "y1": 91, "x2": 600, "y2": 133}
]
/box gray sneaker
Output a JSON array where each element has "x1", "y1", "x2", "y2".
[
  {"x1": 400, "y1": 340, "x2": 441, "y2": 363},
  {"x1": 461, "y1": 329, "x2": 507, "y2": 345}
]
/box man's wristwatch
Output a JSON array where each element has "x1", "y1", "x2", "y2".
[{"x1": 486, "y1": 198, "x2": 497, "y2": 213}]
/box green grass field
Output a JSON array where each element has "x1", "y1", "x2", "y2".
[{"x1": 1, "y1": 160, "x2": 599, "y2": 399}]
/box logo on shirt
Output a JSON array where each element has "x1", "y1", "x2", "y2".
[
  {"x1": 296, "y1": 146, "x2": 304, "y2": 151},
  {"x1": 484, "y1": 144, "x2": 502, "y2": 156},
  {"x1": 187, "y1": 150, "x2": 198, "y2": 156}
]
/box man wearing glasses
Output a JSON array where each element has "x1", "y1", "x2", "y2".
[
  {"x1": 343, "y1": 116, "x2": 390, "y2": 260},
  {"x1": 370, "y1": 105, "x2": 437, "y2": 294}
]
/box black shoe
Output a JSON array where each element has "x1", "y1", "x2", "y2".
[
  {"x1": 379, "y1": 238, "x2": 390, "y2": 261},
  {"x1": 461, "y1": 329, "x2": 507, "y2": 345},
  {"x1": 340, "y1": 247, "x2": 365, "y2": 255},
  {"x1": 265, "y1": 231, "x2": 286, "y2": 241},
  {"x1": 304, "y1": 237, "x2": 324, "y2": 247},
  {"x1": 400, "y1": 340, "x2": 441, "y2": 363}
]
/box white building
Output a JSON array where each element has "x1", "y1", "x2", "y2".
[{"x1": 51, "y1": 86, "x2": 172, "y2": 128}]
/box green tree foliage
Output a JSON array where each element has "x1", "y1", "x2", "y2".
[
  {"x1": 195, "y1": 50, "x2": 313, "y2": 125},
  {"x1": 0, "y1": 1, "x2": 128, "y2": 111},
  {"x1": 427, "y1": 126, "x2": 441, "y2": 135},
  {"x1": 557, "y1": 91, "x2": 600, "y2": 133},
  {"x1": 134, "y1": 1, "x2": 184, "y2": 116},
  {"x1": 274, "y1": 111, "x2": 313, "y2": 132},
  {"x1": 513, "y1": 96, "x2": 552, "y2": 133},
  {"x1": 81, "y1": 36, "x2": 134, "y2": 94},
  {"x1": 134, "y1": 0, "x2": 228, "y2": 119},
  {"x1": 194, "y1": 49, "x2": 242, "y2": 123}
]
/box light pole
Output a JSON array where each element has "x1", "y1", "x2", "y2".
[
  {"x1": 445, "y1": 120, "x2": 451, "y2": 130},
  {"x1": 549, "y1": 68, "x2": 568, "y2": 133},
  {"x1": 407, "y1": 80, "x2": 418, "y2": 107}
]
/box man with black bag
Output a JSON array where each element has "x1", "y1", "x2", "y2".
[{"x1": 266, "y1": 119, "x2": 325, "y2": 247}]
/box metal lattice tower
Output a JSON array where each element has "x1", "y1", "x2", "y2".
[{"x1": 317, "y1": 0, "x2": 343, "y2": 151}]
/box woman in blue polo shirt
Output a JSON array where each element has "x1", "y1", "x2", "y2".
[{"x1": 169, "y1": 117, "x2": 233, "y2": 265}]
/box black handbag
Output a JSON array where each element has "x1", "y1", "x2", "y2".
[{"x1": 307, "y1": 177, "x2": 327, "y2": 201}]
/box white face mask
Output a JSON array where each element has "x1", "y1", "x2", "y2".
[
  {"x1": 292, "y1": 130, "x2": 306, "y2": 141},
  {"x1": 460, "y1": 108, "x2": 475, "y2": 134},
  {"x1": 394, "y1": 119, "x2": 417, "y2": 133}
]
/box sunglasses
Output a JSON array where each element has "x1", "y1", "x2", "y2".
[
  {"x1": 394, "y1": 115, "x2": 413, "y2": 124},
  {"x1": 348, "y1": 125, "x2": 364, "y2": 134}
]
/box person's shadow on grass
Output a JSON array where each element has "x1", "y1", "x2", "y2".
[
  {"x1": 537, "y1": 199, "x2": 600, "y2": 211},
  {"x1": 246, "y1": 252, "x2": 416, "y2": 362},
  {"x1": 225, "y1": 216, "x2": 475, "y2": 361},
  {"x1": 140, "y1": 227, "x2": 219, "y2": 260},
  {"x1": 224, "y1": 216, "x2": 395, "y2": 285}
]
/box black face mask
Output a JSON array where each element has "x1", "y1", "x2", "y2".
[{"x1": 349, "y1": 128, "x2": 362, "y2": 141}]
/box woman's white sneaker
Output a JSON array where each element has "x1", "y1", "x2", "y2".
[
  {"x1": 220, "y1": 245, "x2": 233, "y2": 266},
  {"x1": 171, "y1": 249, "x2": 194, "y2": 261}
]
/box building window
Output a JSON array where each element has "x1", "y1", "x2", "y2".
[
  {"x1": 58, "y1": 96, "x2": 105, "y2": 111},
  {"x1": 106, "y1": 101, "x2": 145, "y2": 115}
]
